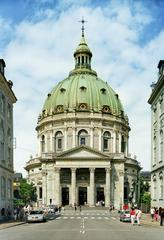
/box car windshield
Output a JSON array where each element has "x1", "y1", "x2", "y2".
[{"x1": 30, "y1": 211, "x2": 43, "y2": 215}]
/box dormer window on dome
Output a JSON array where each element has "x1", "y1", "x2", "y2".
[
  {"x1": 60, "y1": 88, "x2": 66, "y2": 93},
  {"x1": 100, "y1": 88, "x2": 106, "y2": 94},
  {"x1": 80, "y1": 86, "x2": 87, "y2": 91}
]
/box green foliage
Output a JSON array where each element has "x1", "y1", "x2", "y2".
[
  {"x1": 139, "y1": 176, "x2": 150, "y2": 205},
  {"x1": 14, "y1": 178, "x2": 37, "y2": 206},
  {"x1": 141, "y1": 192, "x2": 151, "y2": 205},
  {"x1": 140, "y1": 177, "x2": 150, "y2": 195}
]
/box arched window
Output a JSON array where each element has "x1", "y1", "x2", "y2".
[
  {"x1": 153, "y1": 136, "x2": 157, "y2": 165},
  {"x1": 160, "y1": 131, "x2": 163, "y2": 162},
  {"x1": 116, "y1": 132, "x2": 119, "y2": 153},
  {"x1": 103, "y1": 131, "x2": 111, "y2": 151},
  {"x1": 41, "y1": 135, "x2": 45, "y2": 153},
  {"x1": 55, "y1": 131, "x2": 63, "y2": 151},
  {"x1": 153, "y1": 176, "x2": 157, "y2": 200},
  {"x1": 160, "y1": 176, "x2": 163, "y2": 199},
  {"x1": 0, "y1": 120, "x2": 4, "y2": 160},
  {"x1": 78, "y1": 129, "x2": 88, "y2": 146}
]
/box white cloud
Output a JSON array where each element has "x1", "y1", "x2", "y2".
[{"x1": 0, "y1": 1, "x2": 163, "y2": 175}]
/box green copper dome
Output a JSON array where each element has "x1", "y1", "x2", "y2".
[{"x1": 41, "y1": 36, "x2": 125, "y2": 119}]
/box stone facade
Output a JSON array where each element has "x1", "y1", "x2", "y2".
[
  {"x1": 148, "y1": 60, "x2": 164, "y2": 207},
  {"x1": 0, "y1": 59, "x2": 17, "y2": 217},
  {"x1": 25, "y1": 33, "x2": 141, "y2": 209}
]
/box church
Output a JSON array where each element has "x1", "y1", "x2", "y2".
[{"x1": 25, "y1": 23, "x2": 141, "y2": 209}]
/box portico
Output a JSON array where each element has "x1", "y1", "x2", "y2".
[{"x1": 40, "y1": 146, "x2": 114, "y2": 207}]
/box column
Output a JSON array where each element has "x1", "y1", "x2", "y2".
[
  {"x1": 54, "y1": 168, "x2": 60, "y2": 206},
  {"x1": 105, "y1": 168, "x2": 111, "y2": 207},
  {"x1": 64, "y1": 127, "x2": 67, "y2": 150},
  {"x1": 90, "y1": 168, "x2": 95, "y2": 206},
  {"x1": 90, "y1": 127, "x2": 93, "y2": 147},
  {"x1": 113, "y1": 131, "x2": 116, "y2": 153},
  {"x1": 119, "y1": 166, "x2": 124, "y2": 210},
  {"x1": 71, "y1": 168, "x2": 76, "y2": 205},
  {"x1": 42, "y1": 170, "x2": 47, "y2": 206},
  {"x1": 72, "y1": 128, "x2": 76, "y2": 147}
]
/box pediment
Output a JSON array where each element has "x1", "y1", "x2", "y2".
[{"x1": 57, "y1": 146, "x2": 109, "y2": 159}]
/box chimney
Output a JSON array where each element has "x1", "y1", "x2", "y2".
[{"x1": 0, "y1": 59, "x2": 6, "y2": 75}]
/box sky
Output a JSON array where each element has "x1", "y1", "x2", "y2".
[{"x1": 0, "y1": 0, "x2": 164, "y2": 176}]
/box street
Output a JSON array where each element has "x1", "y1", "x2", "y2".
[{"x1": 0, "y1": 210, "x2": 164, "y2": 240}]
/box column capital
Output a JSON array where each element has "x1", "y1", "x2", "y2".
[
  {"x1": 54, "y1": 167, "x2": 61, "y2": 172},
  {"x1": 89, "y1": 168, "x2": 95, "y2": 173},
  {"x1": 42, "y1": 170, "x2": 48, "y2": 176},
  {"x1": 105, "y1": 167, "x2": 111, "y2": 173},
  {"x1": 71, "y1": 167, "x2": 76, "y2": 173}
]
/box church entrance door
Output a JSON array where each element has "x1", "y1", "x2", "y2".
[
  {"x1": 78, "y1": 187, "x2": 87, "y2": 205},
  {"x1": 96, "y1": 187, "x2": 105, "y2": 205},
  {"x1": 62, "y1": 187, "x2": 69, "y2": 205}
]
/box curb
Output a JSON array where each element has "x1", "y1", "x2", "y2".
[{"x1": 0, "y1": 221, "x2": 25, "y2": 230}]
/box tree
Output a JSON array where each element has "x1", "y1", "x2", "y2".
[
  {"x1": 139, "y1": 176, "x2": 150, "y2": 201},
  {"x1": 14, "y1": 179, "x2": 37, "y2": 206}
]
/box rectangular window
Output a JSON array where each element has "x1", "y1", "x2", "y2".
[
  {"x1": 103, "y1": 138, "x2": 108, "y2": 150},
  {"x1": 39, "y1": 187, "x2": 42, "y2": 199},
  {"x1": 1, "y1": 177, "x2": 6, "y2": 199},
  {"x1": 80, "y1": 137, "x2": 85, "y2": 145},
  {"x1": 58, "y1": 139, "x2": 62, "y2": 149},
  {"x1": 7, "y1": 179, "x2": 12, "y2": 199}
]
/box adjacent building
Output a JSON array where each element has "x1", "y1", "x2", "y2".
[
  {"x1": 25, "y1": 31, "x2": 141, "y2": 209},
  {"x1": 0, "y1": 59, "x2": 17, "y2": 217},
  {"x1": 148, "y1": 60, "x2": 164, "y2": 207}
]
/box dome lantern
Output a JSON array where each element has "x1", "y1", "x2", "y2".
[{"x1": 73, "y1": 18, "x2": 92, "y2": 71}]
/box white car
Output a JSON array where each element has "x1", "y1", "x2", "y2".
[{"x1": 27, "y1": 210, "x2": 47, "y2": 223}]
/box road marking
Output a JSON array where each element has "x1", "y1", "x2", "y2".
[{"x1": 63, "y1": 217, "x2": 68, "y2": 219}]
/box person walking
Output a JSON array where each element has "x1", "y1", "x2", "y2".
[
  {"x1": 130, "y1": 208, "x2": 136, "y2": 225},
  {"x1": 154, "y1": 207, "x2": 158, "y2": 221},
  {"x1": 135, "y1": 208, "x2": 142, "y2": 226},
  {"x1": 150, "y1": 207, "x2": 155, "y2": 221},
  {"x1": 159, "y1": 207, "x2": 164, "y2": 226}
]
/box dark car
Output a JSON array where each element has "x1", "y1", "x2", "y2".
[{"x1": 119, "y1": 210, "x2": 131, "y2": 222}]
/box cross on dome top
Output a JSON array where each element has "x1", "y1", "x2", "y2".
[{"x1": 79, "y1": 17, "x2": 87, "y2": 37}]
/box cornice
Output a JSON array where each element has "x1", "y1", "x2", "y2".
[{"x1": 148, "y1": 75, "x2": 164, "y2": 104}]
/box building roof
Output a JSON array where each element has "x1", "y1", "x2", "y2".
[
  {"x1": 41, "y1": 35, "x2": 125, "y2": 120},
  {"x1": 148, "y1": 60, "x2": 164, "y2": 104}
]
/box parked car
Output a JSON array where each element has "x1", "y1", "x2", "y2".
[
  {"x1": 27, "y1": 210, "x2": 48, "y2": 223},
  {"x1": 119, "y1": 210, "x2": 131, "y2": 222},
  {"x1": 47, "y1": 205, "x2": 58, "y2": 213}
]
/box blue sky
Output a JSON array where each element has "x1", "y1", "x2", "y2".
[{"x1": 0, "y1": 0, "x2": 164, "y2": 175}]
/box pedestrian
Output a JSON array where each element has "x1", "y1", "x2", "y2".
[
  {"x1": 154, "y1": 207, "x2": 158, "y2": 221},
  {"x1": 135, "y1": 208, "x2": 142, "y2": 226},
  {"x1": 130, "y1": 208, "x2": 136, "y2": 225},
  {"x1": 159, "y1": 207, "x2": 164, "y2": 226},
  {"x1": 150, "y1": 207, "x2": 155, "y2": 221},
  {"x1": 74, "y1": 203, "x2": 77, "y2": 211},
  {"x1": 7, "y1": 206, "x2": 11, "y2": 220},
  {"x1": 13, "y1": 208, "x2": 17, "y2": 221}
]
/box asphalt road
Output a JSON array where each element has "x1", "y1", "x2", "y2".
[{"x1": 0, "y1": 210, "x2": 164, "y2": 240}]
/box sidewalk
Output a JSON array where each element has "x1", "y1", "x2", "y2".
[
  {"x1": 0, "y1": 220, "x2": 25, "y2": 230},
  {"x1": 140, "y1": 213, "x2": 162, "y2": 227}
]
